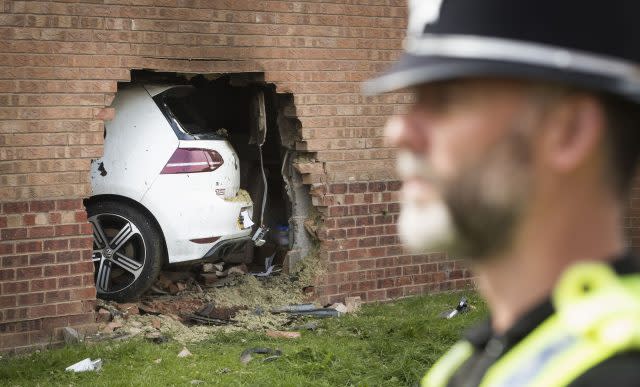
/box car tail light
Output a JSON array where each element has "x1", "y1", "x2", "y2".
[{"x1": 161, "y1": 148, "x2": 224, "y2": 174}]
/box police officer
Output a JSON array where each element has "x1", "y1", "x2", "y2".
[{"x1": 364, "y1": 1, "x2": 640, "y2": 386}]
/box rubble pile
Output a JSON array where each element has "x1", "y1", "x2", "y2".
[{"x1": 87, "y1": 257, "x2": 351, "y2": 345}]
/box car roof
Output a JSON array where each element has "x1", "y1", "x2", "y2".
[{"x1": 143, "y1": 84, "x2": 193, "y2": 97}]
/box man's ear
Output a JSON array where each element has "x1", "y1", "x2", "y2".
[{"x1": 540, "y1": 95, "x2": 605, "y2": 173}]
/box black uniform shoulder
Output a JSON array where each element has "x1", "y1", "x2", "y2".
[{"x1": 568, "y1": 352, "x2": 640, "y2": 387}]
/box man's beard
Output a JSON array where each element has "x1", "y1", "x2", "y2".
[{"x1": 397, "y1": 129, "x2": 532, "y2": 260}]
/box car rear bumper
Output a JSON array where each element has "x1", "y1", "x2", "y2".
[
  {"x1": 141, "y1": 175, "x2": 254, "y2": 264},
  {"x1": 202, "y1": 235, "x2": 252, "y2": 261}
]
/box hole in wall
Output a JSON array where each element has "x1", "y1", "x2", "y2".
[{"x1": 86, "y1": 69, "x2": 317, "y2": 301}]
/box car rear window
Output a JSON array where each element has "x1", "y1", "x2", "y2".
[{"x1": 154, "y1": 87, "x2": 222, "y2": 140}]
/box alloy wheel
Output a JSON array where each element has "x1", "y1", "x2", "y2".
[{"x1": 89, "y1": 213, "x2": 146, "y2": 295}]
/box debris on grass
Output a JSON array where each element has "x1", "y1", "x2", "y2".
[
  {"x1": 89, "y1": 247, "x2": 327, "y2": 344},
  {"x1": 439, "y1": 297, "x2": 470, "y2": 319},
  {"x1": 177, "y1": 347, "x2": 192, "y2": 358},
  {"x1": 239, "y1": 348, "x2": 283, "y2": 365},
  {"x1": 287, "y1": 321, "x2": 319, "y2": 331},
  {"x1": 65, "y1": 358, "x2": 102, "y2": 372},
  {"x1": 266, "y1": 330, "x2": 301, "y2": 339},
  {"x1": 329, "y1": 303, "x2": 348, "y2": 314},
  {"x1": 345, "y1": 296, "x2": 363, "y2": 314},
  {"x1": 271, "y1": 303, "x2": 316, "y2": 313}
]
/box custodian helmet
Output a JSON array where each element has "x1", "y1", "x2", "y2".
[{"x1": 364, "y1": 0, "x2": 640, "y2": 102}]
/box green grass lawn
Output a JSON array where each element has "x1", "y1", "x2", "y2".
[{"x1": 0, "y1": 291, "x2": 486, "y2": 387}]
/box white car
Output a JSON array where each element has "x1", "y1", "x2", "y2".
[{"x1": 87, "y1": 84, "x2": 254, "y2": 301}]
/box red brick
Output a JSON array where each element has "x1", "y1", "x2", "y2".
[
  {"x1": 17, "y1": 292, "x2": 44, "y2": 306},
  {"x1": 75, "y1": 210, "x2": 88, "y2": 222},
  {"x1": 357, "y1": 259, "x2": 375, "y2": 270},
  {"x1": 329, "y1": 184, "x2": 347, "y2": 194},
  {"x1": 28, "y1": 304, "x2": 57, "y2": 319},
  {"x1": 69, "y1": 287, "x2": 96, "y2": 300},
  {"x1": 403, "y1": 266, "x2": 420, "y2": 276},
  {"x1": 58, "y1": 275, "x2": 82, "y2": 288},
  {"x1": 2, "y1": 255, "x2": 29, "y2": 268},
  {"x1": 356, "y1": 216, "x2": 374, "y2": 226},
  {"x1": 347, "y1": 227, "x2": 365, "y2": 238},
  {"x1": 30, "y1": 278, "x2": 57, "y2": 292},
  {"x1": 0, "y1": 333, "x2": 29, "y2": 349},
  {"x1": 70, "y1": 260, "x2": 93, "y2": 274},
  {"x1": 45, "y1": 290, "x2": 70, "y2": 303},
  {"x1": 348, "y1": 183, "x2": 367, "y2": 193},
  {"x1": 79, "y1": 223, "x2": 92, "y2": 235},
  {"x1": 22, "y1": 214, "x2": 36, "y2": 226},
  {"x1": 336, "y1": 217, "x2": 355, "y2": 228},
  {"x1": 2, "y1": 281, "x2": 29, "y2": 295},
  {"x1": 17, "y1": 270, "x2": 46, "y2": 287},
  {"x1": 56, "y1": 250, "x2": 81, "y2": 263},
  {"x1": 44, "y1": 239, "x2": 69, "y2": 251},
  {"x1": 28, "y1": 226, "x2": 55, "y2": 239},
  {"x1": 329, "y1": 206, "x2": 348, "y2": 217},
  {"x1": 29, "y1": 253, "x2": 56, "y2": 265},
  {"x1": 57, "y1": 302, "x2": 82, "y2": 315},
  {"x1": 16, "y1": 241, "x2": 42, "y2": 254},
  {"x1": 358, "y1": 237, "x2": 377, "y2": 248},
  {"x1": 3, "y1": 202, "x2": 29, "y2": 214},
  {"x1": 0, "y1": 242, "x2": 15, "y2": 255},
  {"x1": 0, "y1": 268, "x2": 16, "y2": 281},
  {"x1": 69, "y1": 237, "x2": 92, "y2": 249},
  {"x1": 388, "y1": 181, "x2": 402, "y2": 191},
  {"x1": 1, "y1": 228, "x2": 28, "y2": 240},
  {"x1": 379, "y1": 235, "x2": 397, "y2": 245},
  {"x1": 29, "y1": 200, "x2": 55, "y2": 212},
  {"x1": 0, "y1": 295, "x2": 17, "y2": 308},
  {"x1": 3, "y1": 307, "x2": 28, "y2": 321},
  {"x1": 337, "y1": 261, "x2": 357, "y2": 272},
  {"x1": 44, "y1": 265, "x2": 69, "y2": 276},
  {"x1": 329, "y1": 250, "x2": 348, "y2": 262},
  {"x1": 327, "y1": 229, "x2": 346, "y2": 239},
  {"x1": 54, "y1": 224, "x2": 79, "y2": 237},
  {"x1": 56, "y1": 199, "x2": 82, "y2": 211},
  {"x1": 368, "y1": 182, "x2": 387, "y2": 192}
]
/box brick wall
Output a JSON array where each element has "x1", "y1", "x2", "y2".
[
  {"x1": 0, "y1": 0, "x2": 476, "y2": 352},
  {"x1": 0, "y1": 199, "x2": 96, "y2": 351},
  {"x1": 313, "y1": 181, "x2": 472, "y2": 304}
]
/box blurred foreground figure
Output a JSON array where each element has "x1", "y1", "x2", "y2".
[{"x1": 364, "y1": 1, "x2": 640, "y2": 386}]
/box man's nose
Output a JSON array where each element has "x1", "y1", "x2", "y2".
[{"x1": 385, "y1": 114, "x2": 429, "y2": 154}]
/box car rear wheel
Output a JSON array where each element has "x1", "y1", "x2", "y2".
[{"x1": 86, "y1": 200, "x2": 164, "y2": 302}]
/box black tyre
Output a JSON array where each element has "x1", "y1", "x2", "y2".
[{"x1": 86, "y1": 200, "x2": 164, "y2": 302}]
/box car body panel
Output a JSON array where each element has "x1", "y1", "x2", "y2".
[
  {"x1": 91, "y1": 85, "x2": 178, "y2": 201},
  {"x1": 141, "y1": 177, "x2": 253, "y2": 263}
]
